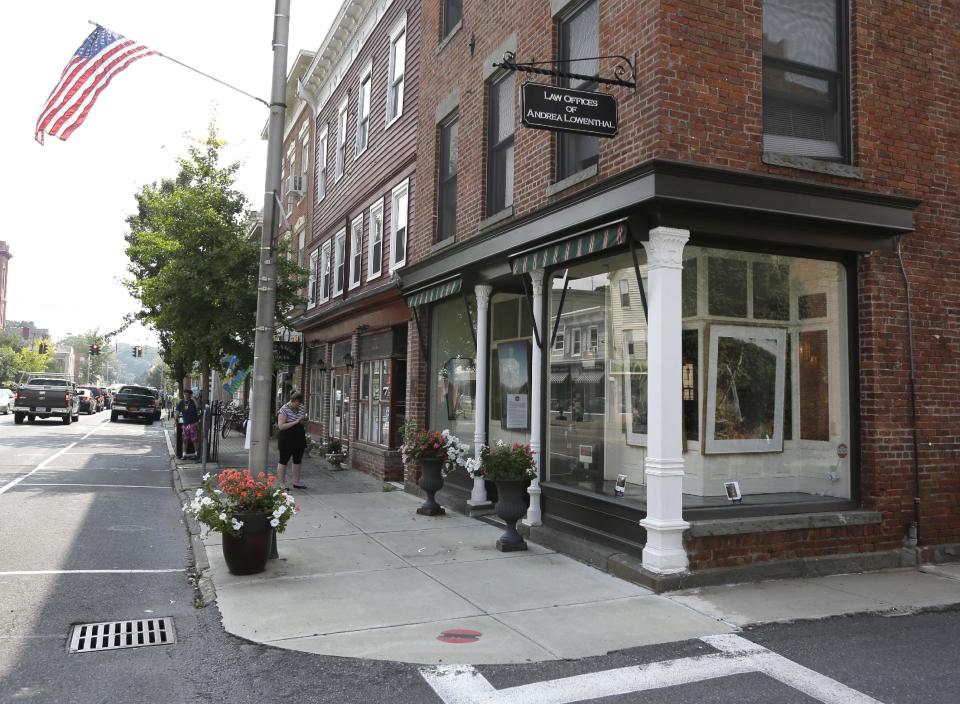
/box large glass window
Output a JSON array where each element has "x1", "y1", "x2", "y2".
[
  {"x1": 763, "y1": 0, "x2": 846, "y2": 160},
  {"x1": 486, "y1": 72, "x2": 515, "y2": 215},
  {"x1": 546, "y1": 248, "x2": 851, "y2": 509},
  {"x1": 359, "y1": 356, "x2": 407, "y2": 447},
  {"x1": 489, "y1": 294, "x2": 533, "y2": 446},
  {"x1": 557, "y1": 0, "x2": 599, "y2": 180},
  {"x1": 429, "y1": 296, "x2": 477, "y2": 444},
  {"x1": 437, "y1": 113, "x2": 459, "y2": 241}
]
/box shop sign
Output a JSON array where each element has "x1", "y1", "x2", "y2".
[
  {"x1": 273, "y1": 341, "x2": 302, "y2": 366},
  {"x1": 579, "y1": 444, "x2": 593, "y2": 465},
  {"x1": 521, "y1": 82, "x2": 618, "y2": 137}
]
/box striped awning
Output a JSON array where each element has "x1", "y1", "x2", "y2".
[
  {"x1": 550, "y1": 371, "x2": 570, "y2": 385},
  {"x1": 405, "y1": 277, "x2": 462, "y2": 307},
  {"x1": 575, "y1": 369, "x2": 606, "y2": 384},
  {"x1": 510, "y1": 221, "x2": 628, "y2": 275}
]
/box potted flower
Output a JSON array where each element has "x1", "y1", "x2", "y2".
[
  {"x1": 401, "y1": 420, "x2": 469, "y2": 516},
  {"x1": 185, "y1": 469, "x2": 299, "y2": 575},
  {"x1": 468, "y1": 441, "x2": 536, "y2": 551},
  {"x1": 325, "y1": 438, "x2": 346, "y2": 469}
]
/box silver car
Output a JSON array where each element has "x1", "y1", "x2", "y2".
[{"x1": 0, "y1": 388, "x2": 14, "y2": 414}]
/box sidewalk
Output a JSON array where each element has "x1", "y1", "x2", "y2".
[{"x1": 167, "y1": 427, "x2": 960, "y2": 665}]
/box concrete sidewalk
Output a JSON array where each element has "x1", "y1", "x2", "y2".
[{"x1": 167, "y1": 429, "x2": 960, "y2": 665}]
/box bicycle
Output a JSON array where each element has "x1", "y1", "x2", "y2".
[{"x1": 220, "y1": 403, "x2": 249, "y2": 438}]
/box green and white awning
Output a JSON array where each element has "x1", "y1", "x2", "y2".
[
  {"x1": 405, "y1": 277, "x2": 462, "y2": 308},
  {"x1": 510, "y1": 221, "x2": 628, "y2": 275}
]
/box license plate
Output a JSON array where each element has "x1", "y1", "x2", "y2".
[
  {"x1": 35, "y1": 407, "x2": 47, "y2": 412},
  {"x1": 129, "y1": 406, "x2": 139, "y2": 411}
]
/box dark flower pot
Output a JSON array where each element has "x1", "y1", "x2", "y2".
[
  {"x1": 416, "y1": 457, "x2": 446, "y2": 516},
  {"x1": 493, "y1": 479, "x2": 529, "y2": 552},
  {"x1": 221, "y1": 511, "x2": 272, "y2": 575}
]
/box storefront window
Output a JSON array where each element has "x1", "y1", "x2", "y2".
[
  {"x1": 490, "y1": 294, "x2": 532, "y2": 447},
  {"x1": 429, "y1": 296, "x2": 476, "y2": 444},
  {"x1": 359, "y1": 359, "x2": 394, "y2": 446},
  {"x1": 308, "y1": 365, "x2": 325, "y2": 423},
  {"x1": 546, "y1": 247, "x2": 850, "y2": 508}
]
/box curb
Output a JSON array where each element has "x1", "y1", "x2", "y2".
[{"x1": 170, "y1": 451, "x2": 217, "y2": 608}]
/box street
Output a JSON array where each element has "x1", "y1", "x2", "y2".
[{"x1": 0, "y1": 410, "x2": 957, "y2": 703}]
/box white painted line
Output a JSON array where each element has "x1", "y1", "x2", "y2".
[
  {"x1": 0, "y1": 419, "x2": 109, "y2": 496},
  {"x1": 162, "y1": 426, "x2": 174, "y2": 457},
  {"x1": 420, "y1": 634, "x2": 885, "y2": 704},
  {"x1": 0, "y1": 569, "x2": 184, "y2": 576},
  {"x1": 17, "y1": 483, "x2": 170, "y2": 490}
]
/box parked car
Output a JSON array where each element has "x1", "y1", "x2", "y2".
[
  {"x1": 111, "y1": 385, "x2": 161, "y2": 423},
  {"x1": 12, "y1": 377, "x2": 80, "y2": 424},
  {"x1": 77, "y1": 388, "x2": 98, "y2": 415},
  {"x1": 0, "y1": 388, "x2": 15, "y2": 414},
  {"x1": 100, "y1": 387, "x2": 113, "y2": 409},
  {"x1": 80, "y1": 386, "x2": 103, "y2": 412}
]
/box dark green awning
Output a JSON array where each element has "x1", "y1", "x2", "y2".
[
  {"x1": 510, "y1": 221, "x2": 628, "y2": 275},
  {"x1": 405, "y1": 277, "x2": 462, "y2": 307}
]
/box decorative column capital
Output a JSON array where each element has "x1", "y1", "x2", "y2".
[
  {"x1": 475, "y1": 284, "x2": 493, "y2": 309},
  {"x1": 528, "y1": 269, "x2": 545, "y2": 296},
  {"x1": 643, "y1": 227, "x2": 690, "y2": 270}
]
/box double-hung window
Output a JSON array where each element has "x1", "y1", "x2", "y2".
[
  {"x1": 300, "y1": 132, "x2": 310, "y2": 183},
  {"x1": 335, "y1": 98, "x2": 348, "y2": 180},
  {"x1": 297, "y1": 226, "x2": 305, "y2": 269},
  {"x1": 571, "y1": 328, "x2": 582, "y2": 356},
  {"x1": 762, "y1": 0, "x2": 847, "y2": 160},
  {"x1": 349, "y1": 214, "x2": 363, "y2": 290},
  {"x1": 553, "y1": 327, "x2": 566, "y2": 354},
  {"x1": 368, "y1": 199, "x2": 384, "y2": 280},
  {"x1": 486, "y1": 72, "x2": 514, "y2": 215},
  {"x1": 557, "y1": 0, "x2": 599, "y2": 180},
  {"x1": 333, "y1": 229, "x2": 346, "y2": 297},
  {"x1": 316, "y1": 128, "x2": 328, "y2": 202},
  {"x1": 442, "y1": 0, "x2": 462, "y2": 39},
  {"x1": 389, "y1": 180, "x2": 409, "y2": 272},
  {"x1": 319, "y1": 241, "x2": 332, "y2": 303},
  {"x1": 387, "y1": 18, "x2": 407, "y2": 125},
  {"x1": 307, "y1": 248, "x2": 318, "y2": 308},
  {"x1": 356, "y1": 64, "x2": 372, "y2": 155},
  {"x1": 437, "y1": 112, "x2": 459, "y2": 241}
]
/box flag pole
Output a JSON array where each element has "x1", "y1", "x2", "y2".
[{"x1": 87, "y1": 20, "x2": 269, "y2": 107}]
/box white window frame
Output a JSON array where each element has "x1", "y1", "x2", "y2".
[
  {"x1": 386, "y1": 14, "x2": 407, "y2": 127},
  {"x1": 368, "y1": 198, "x2": 384, "y2": 281},
  {"x1": 297, "y1": 225, "x2": 306, "y2": 269},
  {"x1": 553, "y1": 326, "x2": 566, "y2": 353},
  {"x1": 571, "y1": 328, "x2": 582, "y2": 357},
  {"x1": 349, "y1": 214, "x2": 363, "y2": 290},
  {"x1": 588, "y1": 325, "x2": 598, "y2": 353},
  {"x1": 356, "y1": 62, "x2": 372, "y2": 157},
  {"x1": 335, "y1": 97, "x2": 348, "y2": 181},
  {"x1": 333, "y1": 229, "x2": 346, "y2": 297},
  {"x1": 307, "y1": 248, "x2": 319, "y2": 308},
  {"x1": 319, "y1": 240, "x2": 332, "y2": 304},
  {"x1": 389, "y1": 179, "x2": 409, "y2": 272},
  {"x1": 316, "y1": 127, "x2": 328, "y2": 202}
]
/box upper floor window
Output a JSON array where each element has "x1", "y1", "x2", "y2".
[
  {"x1": 387, "y1": 18, "x2": 407, "y2": 125},
  {"x1": 335, "y1": 98, "x2": 348, "y2": 181},
  {"x1": 300, "y1": 135, "x2": 310, "y2": 180},
  {"x1": 389, "y1": 180, "x2": 409, "y2": 272},
  {"x1": 356, "y1": 64, "x2": 372, "y2": 156},
  {"x1": 557, "y1": 0, "x2": 599, "y2": 180},
  {"x1": 619, "y1": 278, "x2": 630, "y2": 308},
  {"x1": 307, "y1": 248, "x2": 318, "y2": 308},
  {"x1": 297, "y1": 226, "x2": 305, "y2": 269},
  {"x1": 319, "y1": 241, "x2": 332, "y2": 303},
  {"x1": 316, "y1": 128, "x2": 328, "y2": 201},
  {"x1": 571, "y1": 328, "x2": 582, "y2": 356},
  {"x1": 369, "y1": 199, "x2": 384, "y2": 280},
  {"x1": 553, "y1": 327, "x2": 566, "y2": 353},
  {"x1": 763, "y1": 0, "x2": 846, "y2": 160},
  {"x1": 437, "y1": 112, "x2": 459, "y2": 241},
  {"x1": 486, "y1": 72, "x2": 515, "y2": 216},
  {"x1": 349, "y1": 214, "x2": 363, "y2": 290},
  {"x1": 442, "y1": 0, "x2": 462, "y2": 38},
  {"x1": 333, "y1": 229, "x2": 346, "y2": 297}
]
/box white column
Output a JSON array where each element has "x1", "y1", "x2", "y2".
[
  {"x1": 468, "y1": 285, "x2": 493, "y2": 508},
  {"x1": 524, "y1": 269, "x2": 544, "y2": 526},
  {"x1": 640, "y1": 227, "x2": 691, "y2": 574}
]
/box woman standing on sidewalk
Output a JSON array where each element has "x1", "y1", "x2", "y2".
[
  {"x1": 176, "y1": 389, "x2": 200, "y2": 460},
  {"x1": 276, "y1": 391, "x2": 308, "y2": 490}
]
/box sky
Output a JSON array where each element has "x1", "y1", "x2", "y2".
[{"x1": 0, "y1": 1, "x2": 339, "y2": 346}]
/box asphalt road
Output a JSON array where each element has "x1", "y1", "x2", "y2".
[{"x1": 1, "y1": 409, "x2": 957, "y2": 703}]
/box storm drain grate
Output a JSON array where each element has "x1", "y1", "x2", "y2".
[{"x1": 69, "y1": 617, "x2": 176, "y2": 653}]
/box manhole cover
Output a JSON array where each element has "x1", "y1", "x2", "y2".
[
  {"x1": 437, "y1": 629, "x2": 482, "y2": 644},
  {"x1": 69, "y1": 617, "x2": 176, "y2": 653}
]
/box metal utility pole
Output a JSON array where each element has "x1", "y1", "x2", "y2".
[{"x1": 249, "y1": 0, "x2": 289, "y2": 473}]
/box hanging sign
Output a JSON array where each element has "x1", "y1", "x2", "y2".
[
  {"x1": 273, "y1": 341, "x2": 302, "y2": 366},
  {"x1": 521, "y1": 82, "x2": 618, "y2": 137}
]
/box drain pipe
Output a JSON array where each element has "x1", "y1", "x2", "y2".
[{"x1": 895, "y1": 237, "x2": 921, "y2": 547}]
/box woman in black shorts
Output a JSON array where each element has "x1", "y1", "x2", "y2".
[{"x1": 276, "y1": 392, "x2": 308, "y2": 490}]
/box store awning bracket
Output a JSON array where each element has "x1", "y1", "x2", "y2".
[
  {"x1": 493, "y1": 51, "x2": 638, "y2": 92},
  {"x1": 410, "y1": 307, "x2": 430, "y2": 364},
  {"x1": 549, "y1": 269, "x2": 571, "y2": 351},
  {"x1": 520, "y1": 274, "x2": 543, "y2": 350},
  {"x1": 461, "y1": 287, "x2": 477, "y2": 348},
  {"x1": 629, "y1": 237, "x2": 649, "y2": 320}
]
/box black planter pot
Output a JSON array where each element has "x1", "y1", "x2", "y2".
[
  {"x1": 221, "y1": 511, "x2": 272, "y2": 575},
  {"x1": 416, "y1": 457, "x2": 446, "y2": 516},
  {"x1": 493, "y1": 479, "x2": 529, "y2": 552}
]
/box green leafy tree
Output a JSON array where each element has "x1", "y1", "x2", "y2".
[
  {"x1": 59, "y1": 330, "x2": 112, "y2": 384},
  {"x1": 124, "y1": 125, "x2": 305, "y2": 401}
]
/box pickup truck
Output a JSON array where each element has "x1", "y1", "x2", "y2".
[
  {"x1": 13, "y1": 377, "x2": 81, "y2": 425},
  {"x1": 111, "y1": 385, "x2": 161, "y2": 424}
]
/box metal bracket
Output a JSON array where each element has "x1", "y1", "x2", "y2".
[{"x1": 493, "y1": 51, "x2": 638, "y2": 92}]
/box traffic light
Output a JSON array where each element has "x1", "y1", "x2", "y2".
[
  {"x1": 132, "y1": 346, "x2": 138, "y2": 357},
  {"x1": 134, "y1": 345, "x2": 143, "y2": 358},
  {"x1": 89, "y1": 343, "x2": 100, "y2": 355}
]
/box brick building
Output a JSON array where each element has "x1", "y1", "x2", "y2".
[
  {"x1": 394, "y1": 0, "x2": 959, "y2": 584},
  {"x1": 294, "y1": 0, "x2": 421, "y2": 480}
]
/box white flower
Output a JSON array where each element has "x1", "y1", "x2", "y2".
[
  {"x1": 218, "y1": 513, "x2": 227, "y2": 521},
  {"x1": 195, "y1": 488, "x2": 203, "y2": 497},
  {"x1": 201, "y1": 497, "x2": 213, "y2": 506},
  {"x1": 270, "y1": 518, "x2": 280, "y2": 528},
  {"x1": 202, "y1": 473, "x2": 211, "y2": 481},
  {"x1": 231, "y1": 518, "x2": 244, "y2": 531},
  {"x1": 496, "y1": 439, "x2": 506, "y2": 447},
  {"x1": 273, "y1": 506, "x2": 285, "y2": 518},
  {"x1": 213, "y1": 489, "x2": 222, "y2": 495}
]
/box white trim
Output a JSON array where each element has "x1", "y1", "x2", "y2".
[
  {"x1": 368, "y1": 198, "x2": 385, "y2": 281},
  {"x1": 349, "y1": 214, "x2": 364, "y2": 290},
  {"x1": 389, "y1": 179, "x2": 409, "y2": 272},
  {"x1": 335, "y1": 96, "x2": 349, "y2": 182},
  {"x1": 332, "y1": 229, "x2": 346, "y2": 297},
  {"x1": 355, "y1": 60, "x2": 373, "y2": 158},
  {"x1": 385, "y1": 12, "x2": 408, "y2": 128}
]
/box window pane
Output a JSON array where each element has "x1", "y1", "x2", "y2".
[
  {"x1": 443, "y1": 0, "x2": 462, "y2": 36},
  {"x1": 561, "y1": 0, "x2": 599, "y2": 88},
  {"x1": 753, "y1": 261, "x2": 790, "y2": 320},
  {"x1": 682, "y1": 329, "x2": 699, "y2": 441},
  {"x1": 708, "y1": 257, "x2": 748, "y2": 317},
  {"x1": 713, "y1": 333, "x2": 779, "y2": 441},
  {"x1": 438, "y1": 116, "x2": 459, "y2": 240},
  {"x1": 763, "y1": 0, "x2": 838, "y2": 71},
  {"x1": 682, "y1": 256, "x2": 698, "y2": 317},
  {"x1": 492, "y1": 74, "x2": 514, "y2": 144},
  {"x1": 430, "y1": 296, "x2": 477, "y2": 438},
  {"x1": 763, "y1": 66, "x2": 840, "y2": 158},
  {"x1": 799, "y1": 329, "x2": 829, "y2": 440},
  {"x1": 393, "y1": 31, "x2": 406, "y2": 80}
]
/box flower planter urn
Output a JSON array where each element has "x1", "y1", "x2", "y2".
[
  {"x1": 416, "y1": 457, "x2": 446, "y2": 516},
  {"x1": 221, "y1": 511, "x2": 272, "y2": 575},
  {"x1": 326, "y1": 452, "x2": 345, "y2": 469},
  {"x1": 493, "y1": 479, "x2": 529, "y2": 552}
]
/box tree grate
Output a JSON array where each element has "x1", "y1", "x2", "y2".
[{"x1": 69, "y1": 617, "x2": 176, "y2": 653}]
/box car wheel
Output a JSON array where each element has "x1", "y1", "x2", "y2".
[
  {"x1": 62, "y1": 414, "x2": 71, "y2": 425},
  {"x1": 72, "y1": 414, "x2": 79, "y2": 421},
  {"x1": 28, "y1": 414, "x2": 35, "y2": 423},
  {"x1": 14, "y1": 413, "x2": 24, "y2": 425},
  {"x1": 110, "y1": 411, "x2": 118, "y2": 422}
]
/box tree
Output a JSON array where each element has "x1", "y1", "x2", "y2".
[
  {"x1": 59, "y1": 330, "x2": 112, "y2": 384},
  {"x1": 124, "y1": 125, "x2": 305, "y2": 402}
]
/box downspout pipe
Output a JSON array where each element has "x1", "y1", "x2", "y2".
[{"x1": 895, "y1": 236, "x2": 921, "y2": 547}]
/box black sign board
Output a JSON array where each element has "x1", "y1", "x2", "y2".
[
  {"x1": 273, "y1": 341, "x2": 302, "y2": 366},
  {"x1": 521, "y1": 82, "x2": 618, "y2": 138}
]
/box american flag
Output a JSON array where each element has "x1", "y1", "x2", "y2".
[{"x1": 35, "y1": 25, "x2": 156, "y2": 144}]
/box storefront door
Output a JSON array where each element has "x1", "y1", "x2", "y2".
[{"x1": 331, "y1": 370, "x2": 351, "y2": 441}]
